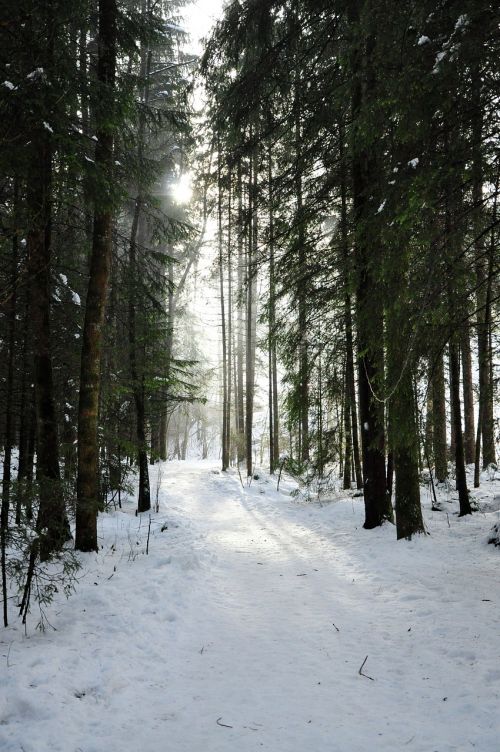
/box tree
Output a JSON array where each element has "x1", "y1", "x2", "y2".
[{"x1": 76, "y1": 0, "x2": 118, "y2": 552}]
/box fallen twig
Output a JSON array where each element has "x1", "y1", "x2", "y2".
[
  {"x1": 146, "y1": 515, "x2": 152, "y2": 555},
  {"x1": 277, "y1": 457, "x2": 287, "y2": 492},
  {"x1": 358, "y1": 655, "x2": 374, "y2": 681},
  {"x1": 237, "y1": 463, "x2": 244, "y2": 489},
  {"x1": 216, "y1": 717, "x2": 233, "y2": 728},
  {"x1": 332, "y1": 622, "x2": 340, "y2": 632}
]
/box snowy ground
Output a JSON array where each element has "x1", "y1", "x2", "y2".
[{"x1": 1, "y1": 460, "x2": 499, "y2": 752}]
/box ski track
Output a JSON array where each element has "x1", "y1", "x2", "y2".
[{"x1": 1, "y1": 459, "x2": 499, "y2": 752}]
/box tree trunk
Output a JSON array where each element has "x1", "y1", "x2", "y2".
[
  {"x1": 295, "y1": 90, "x2": 309, "y2": 464},
  {"x1": 432, "y1": 351, "x2": 448, "y2": 483},
  {"x1": 268, "y1": 151, "x2": 279, "y2": 472},
  {"x1": 460, "y1": 325, "x2": 475, "y2": 465},
  {"x1": 76, "y1": 0, "x2": 117, "y2": 551},
  {"x1": 218, "y1": 147, "x2": 229, "y2": 471},
  {"x1": 471, "y1": 59, "x2": 496, "y2": 468},
  {"x1": 343, "y1": 358, "x2": 353, "y2": 490},
  {"x1": 236, "y1": 159, "x2": 246, "y2": 464},
  {"x1": 339, "y1": 124, "x2": 361, "y2": 490},
  {"x1": 128, "y1": 204, "x2": 151, "y2": 513},
  {"x1": 387, "y1": 341, "x2": 424, "y2": 539},
  {"x1": 449, "y1": 336, "x2": 472, "y2": 515},
  {"x1": 27, "y1": 125, "x2": 70, "y2": 559},
  {"x1": 349, "y1": 1, "x2": 391, "y2": 527},
  {"x1": 448, "y1": 348, "x2": 456, "y2": 460},
  {"x1": 245, "y1": 147, "x2": 258, "y2": 477},
  {"x1": 1, "y1": 187, "x2": 19, "y2": 625},
  {"x1": 227, "y1": 185, "x2": 233, "y2": 466}
]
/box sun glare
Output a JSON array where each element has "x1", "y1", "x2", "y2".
[{"x1": 172, "y1": 172, "x2": 193, "y2": 205}]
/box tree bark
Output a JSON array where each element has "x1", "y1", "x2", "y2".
[
  {"x1": 268, "y1": 151, "x2": 279, "y2": 472},
  {"x1": 26, "y1": 115, "x2": 70, "y2": 559},
  {"x1": 432, "y1": 351, "x2": 448, "y2": 483},
  {"x1": 349, "y1": 0, "x2": 391, "y2": 527},
  {"x1": 471, "y1": 58, "x2": 496, "y2": 468},
  {"x1": 128, "y1": 204, "x2": 151, "y2": 513},
  {"x1": 236, "y1": 159, "x2": 246, "y2": 464},
  {"x1": 245, "y1": 147, "x2": 258, "y2": 477},
  {"x1": 218, "y1": 147, "x2": 229, "y2": 471},
  {"x1": 449, "y1": 336, "x2": 472, "y2": 515},
  {"x1": 76, "y1": 0, "x2": 117, "y2": 551},
  {"x1": 460, "y1": 325, "x2": 475, "y2": 465},
  {"x1": 339, "y1": 123, "x2": 362, "y2": 490}
]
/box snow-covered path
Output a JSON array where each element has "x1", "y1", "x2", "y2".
[{"x1": 1, "y1": 459, "x2": 499, "y2": 751}]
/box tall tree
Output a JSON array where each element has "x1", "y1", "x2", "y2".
[{"x1": 76, "y1": 0, "x2": 118, "y2": 551}]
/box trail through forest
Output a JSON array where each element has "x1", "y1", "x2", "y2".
[{"x1": 2, "y1": 460, "x2": 499, "y2": 752}]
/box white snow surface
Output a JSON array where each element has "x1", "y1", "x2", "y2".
[{"x1": 1, "y1": 460, "x2": 499, "y2": 752}]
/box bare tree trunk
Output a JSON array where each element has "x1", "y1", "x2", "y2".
[
  {"x1": 432, "y1": 351, "x2": 448, "y2": 483},
  {"x1": 460, "y1": 325, "x2": 475, "y2": 465},
  {"x1": 268, "y1": 151, "x2": 279, "y2": 472},
  {"x1": 424, "y1": 361, "x2": 434, "y2": 470},
  {"x1": 246, "y1": 147, "x2": 258, "y2": 477},
  {"x1": 27, "y1": 123, "x2": 70, "y2": 559},
  {"x1": 449, "y1": 336, "x2": 471, "y2": 515},
  {"x1": 128, "y1": 205, "x2": 151, "y2": 513},
  {"x1": 294, "y1": 90, "x2": 309, "y2": 463},
  {"x1": 227, "y1": 185, "x2": 233, "y2": 467},
  {"x1": 472, "y1": 61, "x2": 496, "y2": 468},
  {"x1": 76, "y1": 0, "x2": 117, "y2": 551},
  {"x1": 448, "y1": 348, "x2": 456, "y2": 461},
  {"x1": 349, "y1": 1, "x2": 391, "y2": 527},
  {"x1": 444, "y1": 160, "x2": 471, "y2": 516},
  {"x1": 126, "y1": 8, "x2": 152, "y2": 513},
  {"x1": 218, "y1": 147, "x2": 229, "y2": 471},
  {"x1": 236, "y1": 159, "x2": 246, "y2": 464},
  {"x1": 342, "y1": 357, "x2": 352, "y2": 490},
  {"x1": 339, "y1": 124, "x2": 361, "y2": 490},
  {"x1": 1, "y1": 185, "x2": 19, "y2": 625},
  {"x1": 387, "y1": 324, "x2": 424, "y2": 540}
]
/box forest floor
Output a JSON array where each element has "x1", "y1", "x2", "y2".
[{"x1": 1, "y1": 460, "x2": 500, "y2": 752}]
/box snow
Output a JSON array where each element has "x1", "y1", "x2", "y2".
[
  {"x1": 42, "y1": 122, "x2": 53, "y2": 134},
  {"x1": 1, "y1": 460, "x2": 499, "y2": 752},
  {"x1": 165, "y1": 22, "x2": 187, "y2": 33},
  {"x1": 408, "y1": 158, "x2": 419, "y2": 168},
  {"x1": 72, "y1": 291, "x2": 81, "y2": 306},
  {"x1": 376, "y1": 200, "x2": 386, "y2": 214},
  {"x1": 26, "y1": 68, "x2": 44, "y2": 80},
  {"x1": 3, "y1": 81, "x2": 16, "y2": 90},
  {"x1": 417, "y1": 36, "x2": 430, "y2": 46},
  {"x1": 455, "y1": 15, "x2": 469, "y2": 31}
]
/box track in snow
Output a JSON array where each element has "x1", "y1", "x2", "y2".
[{"x1": 1, "y1": 459, "x2": 499, "y2": 752}]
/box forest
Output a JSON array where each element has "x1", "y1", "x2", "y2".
[{"x1": 0, "y1": 0, "x2": 499, "y2": 750}]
